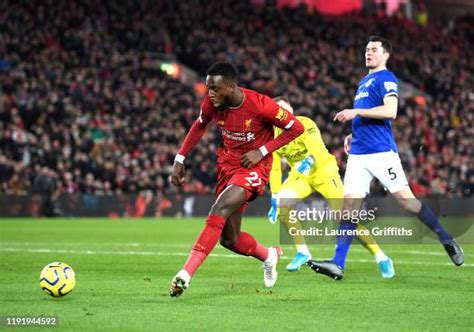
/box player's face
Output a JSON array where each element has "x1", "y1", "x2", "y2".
[
  {"x1": 206, "y1": 75, "x2": 234, "y2": 108},
  {"x1": 365, "y1": 41, "x2": 389, "y2": 69}
]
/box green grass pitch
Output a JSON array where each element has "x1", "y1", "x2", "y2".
[{"x1": 1, "y1": 218, "x2": 473, "y2": 331}]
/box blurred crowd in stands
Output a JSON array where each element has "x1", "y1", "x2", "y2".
[{"x1": 0, "y1": 0, "x2": 472, "y2": 203}]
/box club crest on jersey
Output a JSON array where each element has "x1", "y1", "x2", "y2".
[
  {"x1": 384, "y1": 81, "x2": 397, "y2": 92},
  {"x1": 365, "y1": 78, "x2": 375, "y2": 87},
  {"x1": 245, "y1": 119, "x2": 252, "y2": 130}
]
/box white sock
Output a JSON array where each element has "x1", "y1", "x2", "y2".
[
  {"x1": 295, "y1": 244, "x2": 311, "y2": 256},
  {"x1": 264, "y1": 247, "x2": 276, "y2": 264},
  {"x1": 177, "y1": 269, "x2": 191, "y2": 282},
  {"x1": 374, "y1": 251, "x2": 388, "y2": 263}
]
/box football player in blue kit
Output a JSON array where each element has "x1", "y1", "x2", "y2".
[{"x1": 308, "y1": 36, "x2": 464, "y2": 280}]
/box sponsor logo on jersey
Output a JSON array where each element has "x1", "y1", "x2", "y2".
[
  {"x1": 384, "y1": 81, "x2": 398, "y2": 92},
  {"x1": 355, "y1": 91, "x2": 369, "y2": 101},
  {"x1": 221, "y1": 129, "x2": 256, "y2": 142},
  {"x1": 287, "y1": 150, "x2": 307, "y2": 160}
]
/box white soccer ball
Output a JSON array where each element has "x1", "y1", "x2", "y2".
[{"x1": 39, "y1": 262, "x2": 76, "y2": 297}]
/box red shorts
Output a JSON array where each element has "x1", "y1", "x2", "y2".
[{"x1": 215, "y1": 161, "x2": 271, "y2": 204}]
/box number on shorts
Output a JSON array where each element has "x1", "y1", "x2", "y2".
[
  {"x1": 245, "y1": 171, "x2": 262, "y2": 187},
  {"x1": 332, "y1": 179, "x2": 338, "y2": 188},
  {"x1": 388, "y1": 167, "x2": 397, "y2": 180}
]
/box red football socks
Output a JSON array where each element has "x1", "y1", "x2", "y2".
[
  {"x1": 228, "y1": 232, "x2": 269, "y2": 262},
  {"x1": 182, "y1": 215, "x2": 270, "y2": 276},
  {"x1": 183, "y1": 215, "x2": 226, "y2": 276}
]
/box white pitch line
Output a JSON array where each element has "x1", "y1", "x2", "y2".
[
  {"x1": 0, "y1": 242, "x2": 200, "y2": 248},
  {"x1": 0, "y1": 247, "x2": 472, "y2": 267},
  {"x1": 350, "y1": 247, "x2": 474, "y2": 258},
  {"x1": 1, "y1": 242, "x2": 472, "y2": 257}
]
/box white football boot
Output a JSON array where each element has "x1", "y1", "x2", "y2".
[
  {"x1": 170, "y1": 270, "x2": 191, "y2": 297},
  {"x1": 263, "y1": 247, "x2": 282, "y2": 288}
]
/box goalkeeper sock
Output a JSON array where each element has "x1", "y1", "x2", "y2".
[
  {"x1": 295, "y1": 244, "x2": 311, "y2": 256},
  {"x1": 374, "y1": 251, "x2": 389, "y2": 263},
  {"x1": 417, "y1": 203, "x2": 452, "y2": 242},
  {"x1": 332, "y1": 220, "x2": 357, "y2": 269},
  {"x1": 355, "y1": 224, "x2": 387, "y2": 261},
  {"x1": 183, "y1": 215, "x2": 226, "y2": 276},
  {"x1": 226, "y1": 232, "x2": 269, "y2": 262}
]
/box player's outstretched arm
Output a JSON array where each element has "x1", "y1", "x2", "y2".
[
  {"x1": 334, "y1": 96, "x2": 398, "y2": 122},
  {"x1": 265, "y1": 118, "x2": 304, "y2": 154},
  {"x1": 171, "y1": 110, "x2": 211, "y2": 186},
  {"x1": 240, "y1": 120, "x2": 303, "y2": 169},
  {"x1": 241, "y1": 97, "x2": 304, "y2": 169},
  {"x1": 356, "y1": 96, "x2": 398, "y2": 119}
]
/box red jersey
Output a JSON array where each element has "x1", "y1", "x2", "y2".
[{"x1": 178, "y1": 88, "x2": 303, "y2": 168}]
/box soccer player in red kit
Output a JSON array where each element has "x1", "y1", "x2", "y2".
[{"x1": 169, "y1": 62, "x2": 304, "y2": 297}]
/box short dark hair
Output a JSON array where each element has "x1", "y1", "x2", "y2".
[
  {"x1": 206, "y1": 62, "x2": 239, "y2": 83},
  {"x1": 273, "y1": 96, "x2": 290, "y2": 104},
  {"x1": 369, "y1": 35, "x2": 393, "y2": 54}
]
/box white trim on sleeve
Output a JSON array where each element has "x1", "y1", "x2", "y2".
[
  {"x1": 383, "y1": 93, "x2": 398, "y2": 98},
  {"x1": 259, "y1": 146, "x2": 269, "y2": 157},
  {"x1": 174, "y1": 154, "x2": 185, "y2": 164}
]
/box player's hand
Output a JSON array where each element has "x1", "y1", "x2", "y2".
[
  {"x1": 240, "y1": 149, "x2": 264, "y2": 168},
  {"x1": 344, "y1": 134, "x2": 352, "y2": 155},
  {"x1": 334, "y1": 109, "x2": 358, "y2": 123},
  {"x1": 295, "y1": 155, "x2": 315, "y2": 176},
  {"x1": 170, "y1": 161, "x2": 185, "y2": 187},
  {"x1": 267, "y1": 195, "x2": 279, "y2": 224}
]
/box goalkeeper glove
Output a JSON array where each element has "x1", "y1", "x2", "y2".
[
  {"x1": 295, "y1": 155, "x2": 315, "y2": 176},
  {"x1": 267, "y1": 195, "x2": 279, "y2": 224}
]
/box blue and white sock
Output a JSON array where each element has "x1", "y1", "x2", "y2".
[
  {"x1": 332, "y1": 220, "x2": 357, "y2": 269},
  {"x1": 417, "y1": 203, "x2": 452, "y2": 242}
]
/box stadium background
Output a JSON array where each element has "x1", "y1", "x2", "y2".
[
  {"x1": 1, "y1": 1, "x2": 473, "y2": 331},
  {"x1": 0, "y1": 0, "x2": 472, "y2": 217}
]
